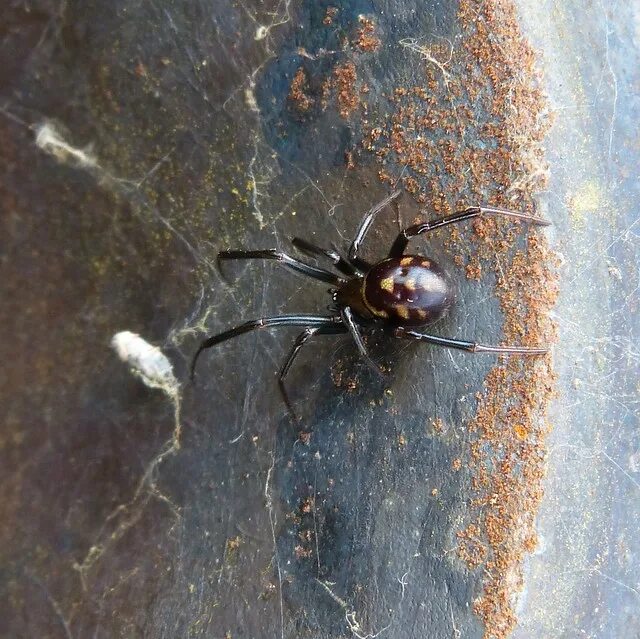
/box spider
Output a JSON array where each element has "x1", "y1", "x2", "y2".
[{"x1": 191, "y1": 191, "x2": 550, "y2": 414}]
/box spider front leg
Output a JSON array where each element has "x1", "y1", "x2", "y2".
[
  {"x1": 348, "y1": 190, "x2": 403, "y2": 271},
  {"x1": 392, "y1": 327, "x2": 548, "y2": 355},
  {"x1": 389, "y1": 205, "x2": 551, "y2": 257},
  {"x1": 218, "y1": 249, "x2": 346, "y2": 286},
  {"x1": 291, "y1": 237, "x2": 359, "y2": 278}
]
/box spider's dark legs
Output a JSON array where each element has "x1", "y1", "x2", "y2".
[
  {"x1": 348, "y1": 190, "x2": 403, "y2": 271},
  {"x1": 190, "y1": 314, "x2": 343, "y2": 380},
  {"x1": 291, "y1": 237, "x2": 360, "y2": 277},
  {"x1": 392, "y1": 328, "x2": 548, "y2": 355},
  {"x1": 218, "y1": 249, "x2": 346, "y2": 286},
  {"x1": 341, "y1": 307, "x2": 383, "y2": 375},
  {"x1": 278, "y1": 324, "x2": 347, "y2": 419},
  {"x1": 389, "y1": 206, "x2": 551, "y2": 257}
]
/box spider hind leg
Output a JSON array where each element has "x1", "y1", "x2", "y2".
[
  {"x1": 190, "y1": 315, "x2": 343, "y2": 381},
  {"x1": 393, "y1": 327, "x2": 548, "y2": 355},
  {"x1": 342, "y1": 307, "x2": 384, "y2": 375},
  {"x1": 278, "y1": 324, "x2": 347, "y2": 419}
]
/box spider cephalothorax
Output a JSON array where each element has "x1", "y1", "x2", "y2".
[{"x1": 191, "y1": 191, "x2": 549, "y2": 415}]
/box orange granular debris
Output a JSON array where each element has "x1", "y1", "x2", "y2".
[
  {"x1": 294, "y1": 545, "x2": 313, "y2": 559},
  {"x1": 333, "y1": 62, "x2": 359, "y2": 118},
  {"x1": 317, "y1": 61, "x2": 362, "y2": 119},
  {"x1": 323, "y1": 6, "x2": 338, "y2": 26},
  {"x1": 465, "y1": 261, "x2": 482, "y2": 281},
  {"x1": 294, "y1": 15, "x2": 382, "y2": 124},
  {"x1": 344, "y1": 150, "x2": 356, "y2": 169},
  {"x1": 358, "y1": 1, "x2": 559, "y2": 637},
  {"x1": 288, "y1": 67, "x2": 314, "y2": 113},
  {"x1": 353, "y1": 16, "x2": 381, "y2": 52},
  {"x1": 513, "y1": 424, "x2": 528, "y2": 440},
  {"x1": 299, "y1": 497, "x2": 314, "y2": 514}
]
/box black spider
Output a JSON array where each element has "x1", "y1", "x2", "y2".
[{"x1": 191, "y1": 191, "x2": 550, "y2": 414}]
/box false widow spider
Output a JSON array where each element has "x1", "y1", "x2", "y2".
[{"x1": 191, "y1": 191, "x2": 550, "y2": 414}]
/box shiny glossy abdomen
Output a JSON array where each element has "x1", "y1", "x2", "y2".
[{"x1": 362, "y1": 256, "x2": 452, "y2": 326}]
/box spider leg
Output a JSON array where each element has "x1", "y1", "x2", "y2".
[
  {"x1": 348, "y1": 190, "x2": 403, "y2": 271},
  {"x1": 278, "y1": 324, "x2": 348, "y2": 419},
  {"x1": 389, "y1": 205, "x2": 551, "y2": 257},
  {"x1": 341, "y1": 307, "x2": 383, "y2": 375},
  {"x1": 218, "y1": 249, "x2": 346, "y2": 286},
  {"x1": 291, "y1": 237, "x2": 359, "y2": 277},
  {"x1": 190, "y1": 314, "x2": 342, "y2": 380},
  {"x1": 392, "y1": 327, "x2": 548, "y2": 355}
]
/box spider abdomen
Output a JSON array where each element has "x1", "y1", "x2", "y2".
[{"x1": 362, "y1": 256, "x2": 452, "y2": 326}]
